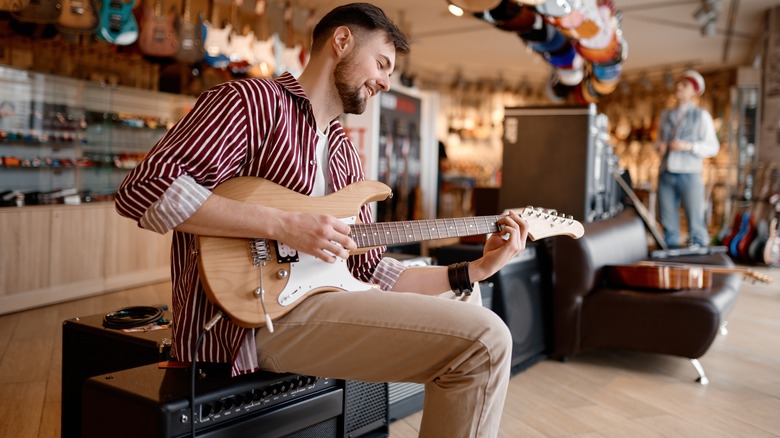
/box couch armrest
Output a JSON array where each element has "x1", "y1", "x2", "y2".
[{"x1": 551, "y1": 208, "x2": 649, "y2": 357}]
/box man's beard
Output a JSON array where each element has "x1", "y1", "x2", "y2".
[{"x1": 334, "y1": 52, "x2": 368, "y2": 114}]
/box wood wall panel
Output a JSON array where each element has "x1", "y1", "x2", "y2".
[
  {"x1": 0, "y1": 203, "x2": 171, "y2": 315},
  {"x1": 0, "y1": 207, "x2": 51, "y2": 295},
  {"x1": 49, "y1": 205, "x2": 107, "y2": 286}
]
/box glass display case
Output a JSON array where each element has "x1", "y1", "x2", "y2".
[{"x1": 0, "y1": 66, "x2": 194, "y2": 207}]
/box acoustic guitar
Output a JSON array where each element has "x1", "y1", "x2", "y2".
[
  {"x1": 605, "y1": 260, "x2": 771, "y2": 291},
  {"x1": 196, "y1": 177, "x2": 585, "y2": 329}
]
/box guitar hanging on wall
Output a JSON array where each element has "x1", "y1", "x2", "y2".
[
  {"x1": 10, "y1": 0, "x2": 61, "y2": 38},
  {"x1": 95, "y1": 0, "x2": 138, "y2": 45},
  {"x1": 174, "y1": 0, "x2": 204, "y2": 63},
  {"x1": 56, "y1": 0, "x2": 99, "y2": 34},
  {"x1": 197, "y1": 177, "x2": 585, "y2": 329},
  {"x1": 137, "y1": 0, "x2": 179, "y2": 58}
]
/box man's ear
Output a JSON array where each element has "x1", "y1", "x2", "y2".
[{"x1": 331, "y1": 26, "x2": 353, "y2": 57}]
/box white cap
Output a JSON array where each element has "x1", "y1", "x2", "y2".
[{"x1": 682, "y1": 70, "x2": 705, "y2": 95}]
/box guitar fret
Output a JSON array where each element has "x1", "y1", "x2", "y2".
[
  {"x1": 373, "y1": 223, "x2": 381, "y2": 247},
  {"x1": 429, "y1": 219, "x2": 441, "y2": 240},
  {"x1": 414, "y1": 221, "x2": 425, "y2": 241},
  {"x1": 446, "y1": 218, "x2": 455, "y2": 237}
]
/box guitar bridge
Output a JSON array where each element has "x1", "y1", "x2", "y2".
[{"x1": 249, "y1": 239, "x2": 271, "y2": 267}]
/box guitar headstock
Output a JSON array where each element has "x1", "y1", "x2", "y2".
[
  {"x1": 507, "y1": 207, "x2": 585, "y2": 240},
  {"x1": 744, "y1": 269, "x2": 773, "y2": 284}
]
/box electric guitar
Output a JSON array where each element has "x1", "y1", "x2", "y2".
[
  {"x1": 197, "y1": 177, "x2": 585, "y2": 329},
  {"x1": 764, "y1": 217, "x2": 780, "y2": 266},
  {"x1": 1, "y1": 0, "x2": 30, "y2": 11},
  {"x1": 202, "y1": 20, "x2": 231, "y2": 68},
  {"x1": 10, "y1": 0, "x2": 61, "y2": 24},
  {"x1": 137, "y1": 0, "x2": 179, "y2": 58},
  {"x1": 56, "y1": 0, "x2": 99, "y2": 33},
  {"x1": 247, "y1": 35, "x2": 275, "y2": 78},
  {"x1": 95, "y1": 0, "x2": 138, "y2": 45},
  {"x1": 174, "y1": 0, "x2": 204, "y2": 63}
]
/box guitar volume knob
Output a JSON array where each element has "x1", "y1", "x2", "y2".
[{"x1": 276, "y1": 269, "x2": 288, "y2": 280}]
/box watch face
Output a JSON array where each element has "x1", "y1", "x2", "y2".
[{"x1": 536, "y1": 0, "x2": 573, "y2": 17}]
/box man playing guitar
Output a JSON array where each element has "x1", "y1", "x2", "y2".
[{"x1": 115, "y1": 3, "x2": 531, "y2": 437}]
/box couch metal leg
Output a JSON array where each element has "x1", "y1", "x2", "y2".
[
  {"x1": 720, "y1": 321, "x2": 729, "y2": 336},
  {"x1": 690, "y1": 358, "x2": 709, "y2": 385}
]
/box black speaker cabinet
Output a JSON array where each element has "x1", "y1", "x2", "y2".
[
  {"x1": 434, "y1": 242, "x2": 551, "y2": 374},
  {"x1": 500, "y1": 105, "x2": 600, "y2": 222},
  {"x1": 62, "y1": 310, "x2": 173, "y2": 438}
]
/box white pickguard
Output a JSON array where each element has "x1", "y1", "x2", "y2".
[{"x1": 276, "y1": 216, "x2": 378, "y2": 307}]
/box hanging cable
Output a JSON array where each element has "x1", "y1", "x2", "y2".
[{"x1": 190, "y1": 311, "x2": 224, "y2": 438}]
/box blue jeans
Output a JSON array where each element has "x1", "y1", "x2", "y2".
[{"x1": 658, "y1": 171, "x2": 709, "y2": 248}]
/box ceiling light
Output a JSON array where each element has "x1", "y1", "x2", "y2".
[
  {"x1": 693, "y1": 0, "x2": 721, "y2": 37},
  {"x1": 448, "y1": 4, "x2": 464, "y2": 17},
  {"x1": 702, "y1": 19, "x2": 717, "y2": 37}
]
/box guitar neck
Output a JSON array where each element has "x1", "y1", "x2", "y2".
[
  {"x1": 182, "y1": 0, "x2": 191, "y2": 22},
  {"x1": 350, "y1": 215, "x2": 502, "y2": 248},
  {"x1": 637, "y1": 260, "x2": 742, "y2": 274},
  {"x1": 635, "y1": 261, "x2": 770, "y2": 283}
]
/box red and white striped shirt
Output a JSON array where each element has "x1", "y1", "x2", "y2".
[{"x1": 115, "y1": 73, "x2": 406, "y2": 375}]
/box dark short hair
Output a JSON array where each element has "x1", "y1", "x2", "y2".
[{"x1": 312, "y1": 3, "x2": 410, "y2": 55}]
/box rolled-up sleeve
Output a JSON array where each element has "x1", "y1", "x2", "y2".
[
  {"x1": 139, "y1": 175, "x2": 212, "y2": 233},
  {"x1": 370, "y1": 256, "x2": 408, "y2": 291}
]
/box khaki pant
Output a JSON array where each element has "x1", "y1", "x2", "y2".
[{"x1": 255, "y1": 286, "x2": 512, "y2": 438}]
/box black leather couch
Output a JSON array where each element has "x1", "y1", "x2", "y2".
[{"x1": 550, "y1": 208, "x2": 742, "y2": 384}]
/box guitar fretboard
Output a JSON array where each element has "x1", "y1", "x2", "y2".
[{"x1": 349, "y1": 215, "x2": 503, "y2": 248}]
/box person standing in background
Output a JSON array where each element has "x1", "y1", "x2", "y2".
[{"x1": 656, "y1": 70, "x2": 720, "y2": 248}]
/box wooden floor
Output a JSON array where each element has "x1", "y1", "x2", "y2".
[{"x1": 1, "y1": 267, "x2": 779, "y2": 438}]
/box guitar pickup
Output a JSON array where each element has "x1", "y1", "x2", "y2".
[{"x1": 274, "y1": 241, "x2": 299, "y2": 264}]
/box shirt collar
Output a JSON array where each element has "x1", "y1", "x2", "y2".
[
  {"x1": 274, "y1": 72, "x2": 342, "y2": 134},
  {"x1": 274, "y1": 72, "x2": 309, "y2": 101}
]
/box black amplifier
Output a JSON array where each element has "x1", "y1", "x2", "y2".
[
  {"x1": 83, "y1": 363, "x2": 343, "y2": 438},
  {"x1": 62, "y1": 309, "x2": 173, "y2": 437}
]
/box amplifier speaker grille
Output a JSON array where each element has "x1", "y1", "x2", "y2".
[
  {"x1": 344, "y1": 381, "x2": 388, "y2": 437},
  {"x1": 287, "y1": 417, "x2": 339, "y2": 438}
]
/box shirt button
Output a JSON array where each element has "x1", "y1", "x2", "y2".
[{"x1": 309, "y1": 160, "x2": 316, "y2": 165}]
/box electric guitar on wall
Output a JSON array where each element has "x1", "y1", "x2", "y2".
[
  {"x1": 137, "y1": 0, "x2": 179, "y2": 58},
  {"x1": 197, "y1": 177, "x2": 585, "y2": 329},
  {"x1": 1, "y1": 0, "x2": 30, "y2": 11},
  {"x1": 174, "y1": 0, "x2": 204, "y2": 63},
  {"x1": 764, "y1": 216, "x2": 780, "y2": 266},
  {"x1": 95, "y1": 0, "x2": 138, "y2": 45},
  {"x1": 10, "y1": 0, "x2": 61, "y2": 24},
  {"x1": 56, "y1": 0, "x2": 99, "y2": 33}
]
